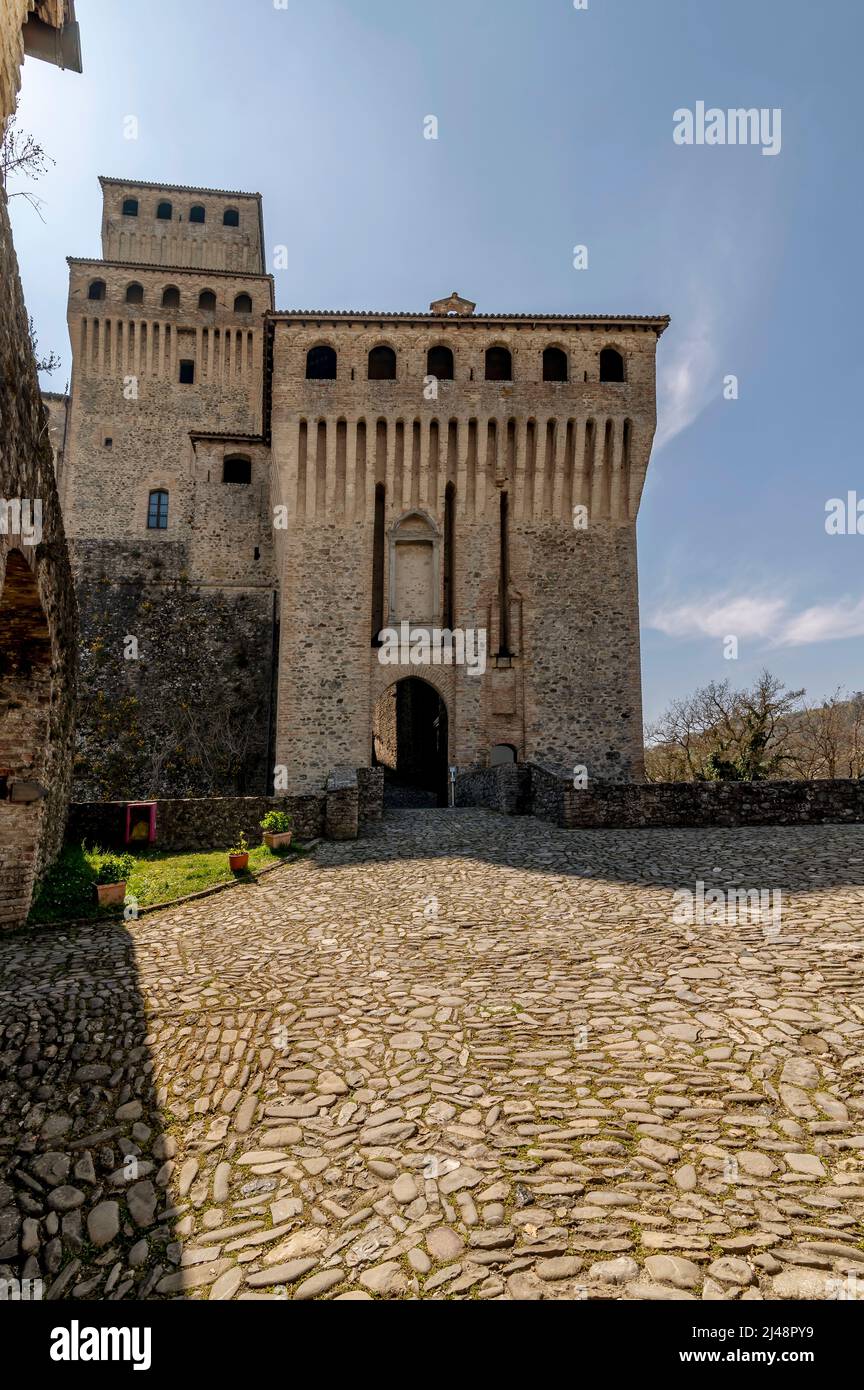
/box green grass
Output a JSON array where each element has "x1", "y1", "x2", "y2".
[{"x1": 28, "y1": 840, "x2": 298, "y2": 924}]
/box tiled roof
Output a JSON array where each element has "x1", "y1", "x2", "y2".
[
  {"x1": 268, "y1": 310, "x2": 670, "y2": 331},
  {"x1": 98, "y1": 176, "x2": 261, "y2": 201},
  {"x1": 67, "y1": 257, "x2": 272, "y2": 283}
]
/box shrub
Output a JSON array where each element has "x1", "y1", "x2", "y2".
[
  {"x1": 230, "y1": 831, "x2": 249, "y2": 855},
  {"x1": 260, "y1": 810, "x2": 293, "y2": 833},
  {"x1": 89, "y1": 849, "x2": 135, "y2": 885}
]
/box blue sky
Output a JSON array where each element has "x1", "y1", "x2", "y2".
[{"x1": 10, "y1": 0, "x2": 863, "y2": 723}]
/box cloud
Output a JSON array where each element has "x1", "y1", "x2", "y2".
[
  {"x1": 649, "y1": 592, "x2": 864, "y2": 647},
  {"x1": 651, "y1": 594, "x2": 786, "y2": 641},
  {"x1": 654, "y1": 297, "x2": 719, "y2": 451}
]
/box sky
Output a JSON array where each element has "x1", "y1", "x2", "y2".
[{"x1": 9, "y1": 0, "x2": 863, "y2": 725}]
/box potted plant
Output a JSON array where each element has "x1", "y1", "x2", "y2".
[
  {"x1": 92, "y1": 851, "x2": 135, "y2": 908},
  {"x1": 260, "y1": 809, "x2": 293, "y2": 852},
  {"x1": 228, "y1": 831, "x2": 249, "y2": 873}
]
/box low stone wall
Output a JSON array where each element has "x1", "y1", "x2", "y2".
[
  {"x1": 454, "y1": 764, "x2": 530, "y2": 816},
  {"x1": 455, "y1": 763, "x2": 864, "y2": 830},
  {"x1": 325, "y1": 767, "x2": 359, "y2": 841},
  {"x1": 357, "y1": 766, "x2": 384, "y2": 824},
  {"x1": 68, "y1": 794, "x2": 325, "y2": 853}
]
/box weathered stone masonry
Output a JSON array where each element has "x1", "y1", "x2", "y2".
[
  {"x1": 57, "y1": 179, "x2": 669, "y2": 804},
  {"x1": 0, "y1": 1, "x2": 79, "y2": 929}
]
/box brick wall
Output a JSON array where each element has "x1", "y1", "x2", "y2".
[{"x1": 0, "y1": 188, "x2": 77, "y2": 930}]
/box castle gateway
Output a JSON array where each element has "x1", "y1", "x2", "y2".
[{"x1": 55, "y1": 178, "x2": 668, "y2": 802}]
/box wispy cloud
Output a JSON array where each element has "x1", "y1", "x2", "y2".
[
  {"x1": 650, "y1": 592, "x2": 864, "y2": 647},
  {"x1": 654, "y1": 290, "x2": 719, "y2": 451}
]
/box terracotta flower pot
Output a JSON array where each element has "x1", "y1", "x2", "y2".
[
  {"x1": 96, "y1": 881, "x2": 126, "y2": 907},
  {"x1": 263, "y1": 830, "x2": 292, "y2": 851},
  {"x1": 228, "y1": 852, "x2": 249, "y2": 872}
]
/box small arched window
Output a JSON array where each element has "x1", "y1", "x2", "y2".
[
  {"x1": 156, "y1": 201, "x2": 173, "y2": 221},
  {"x1": 87, "y1": 279, "x2": 106, "y2": 301},
  {"x1": 233, "y1": 292, "x2": 253, "y2": 314},
  {"x1": 543, "y1": 347, "x2": 568, "y2": 382},
  {"x1": 121, "y1": 197, "x2": 139, "y2": 216},
  {"x1": 189, "y1": 205, "x2": 206, "y2": 224},
  {"x1": 485, "y1": 346, "x2": 512, "y2": 381},
  {"x1": 161, "y1": 285, "x2": 180, "y2": 308},
  {"x1": 490, "y1": 743, "x2": 517, "y2": 766},
  {"x1": 125, "y1": 282, "x2": 144, "y2": 305},
  {"x1": 427, "y1": 345, "x2": 454, "y2": 380},
  {"x1": 198, "y1": 289, "x2": 217, "y2": 311},
  {"x1": 306, "y1": 346, "x2": 337, "y2": 380},
  {"x1": 223, "y1": 208, "x2": 239, "y2": 227},
  {"x1": 599, "y1": 347, "x2": 625, "y2": 382},
  {"x1": 147, "y1": 489, "x2": 169, "y2": 529},
  {"x1": 368, "y1": 345, "x2": 397, "y2": 380},
  {"x1": 223, "y1": 454, "x2": 252, "y2": 485}
]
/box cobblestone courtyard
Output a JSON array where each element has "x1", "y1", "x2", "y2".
[{"x1": 2, "y1": 809, "x2": 864, "y2": 1301}]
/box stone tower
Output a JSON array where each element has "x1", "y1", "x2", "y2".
[
  {"x1": 269, "y1": 300, "x2": 668, "y2": 795},
  {"x1": 60, "y1": 179, "x2": 278, "y2": 798}
]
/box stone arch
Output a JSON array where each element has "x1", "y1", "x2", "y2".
[
  {"x1": 485, "y1": 345, "x2": 512, "y2": 381},
  {"x1": 372, "y1": 676, "x2": 449, "y2": 807},
  {"x1": 543, "y1": 345, "x2": 569, "y2": 382},
  {"x1": 306, "y1": 344, "x2": 337, "y2": 380},
  {"x1": 0, "y1": 549, "x2": 53, "y2": 926},
  {"x1": 368, "y1": 344, "x2": 397, "y2": 381}
]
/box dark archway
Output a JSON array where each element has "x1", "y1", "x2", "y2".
[{"x1": 372, "y1": 677, "x2": 449, "y2": 807}]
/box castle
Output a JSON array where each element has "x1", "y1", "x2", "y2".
[{"x1": 53, "y1": 177, "x2": 668, "y2": 803}]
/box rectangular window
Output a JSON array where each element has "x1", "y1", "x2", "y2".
[
  {"x1": 147, "y1": 491, "x2": 168, "y2": 529},
  {"x1": 179, "y1": 359, "x2": 195, "y2": 384}
]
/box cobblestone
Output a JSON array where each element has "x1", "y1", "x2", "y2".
[{"x1": 1, "y1": 810, "x2": 863, "y2": 1300}]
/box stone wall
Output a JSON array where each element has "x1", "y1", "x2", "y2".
[
  {"x1": 67, "y1": 794, "x2": 325, "y2": 853},
  {"x1": 455, "y1": 763, "x2": 864, "y2": 830},
  {"x1": 0, "y1": 189, "x2": 77, "y2": 929},
  {"x1": 357, "y1": 765, "x2": 384, "y2": 824},
  {"x1": 454, "y1": 763, "x2": 530, "y2": 815},
  {"x1": 0, "y1": 2, "x2": 30, "y2": 128}
]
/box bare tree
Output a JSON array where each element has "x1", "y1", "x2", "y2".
[
  {"x1": 645, "y1": 671, "x2": 803, "y2": 782},
  {"x1": 1, "y1": 104, "x2": 54, "y2": 218}
]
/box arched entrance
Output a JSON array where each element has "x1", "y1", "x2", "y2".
[
  {"x1": 372, "y1": 677, "x2": 449, "y2": 808},
  {"x1": 0, "y1": 549, "x2": 53, "y2": 927}
]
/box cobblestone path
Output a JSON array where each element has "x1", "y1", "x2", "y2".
[{"x1": 2, "y1": 809, "x2": 864, "y2": 1301}]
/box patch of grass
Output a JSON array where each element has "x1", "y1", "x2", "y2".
[{"x1": 28, "y1": 840, "x2": 297, "y2": 924}]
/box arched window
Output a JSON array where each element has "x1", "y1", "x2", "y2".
[
  {"x1": 161, "y1": 285, "x2": 180, "y2": 308},
  {"x1": 156, "y1": 201, "x2": 173, "y2": 221},
  {"x1": 198, "y1": 289, "x2": 217, "y2": 311},
  {"x1": 599, "y1": 347, "x2": 625, "y2": 382},
  {"x1": 125, "y1": 282, "x2": 144, "y2": 305},
  {"x1": 87, "y1": 279, "x2": 106, "y2": 301},
  {"x1": 189, "y1": 204, "x2": 206, "y2": 224},
  {"x1": 543, "y1": 347, "x2": 568, "y2": 382},
  {"x1": 223, "y1": 208, "x2": 239, "y2": 227},
  {"x1": 368, "y1": 345, "x2": 397, "y2": 380},
  {"x1": 121, "y1": 197, "x2": 138, "y2": 216},
  {"x1": 485, "y1": 346, "x2": 512, "y2": 381},
  {"x1": 233, "y1": 292, "x2": 253, "y2": 313},
  {"x1": 147, "y1": 490, "x2": 169, "y2": 529},
  {"x1": 305, "y1": 345, "x2": 337, "y2": 380},
  {"x1": 427, "y1": 345, "x2": 454, "y2": 381},
  {"x1": 223, "y1": 454, "x2": 252, "y2": 484},
  {"x1": 490, "y1": 744, "x2": 517, "y2": 766}
]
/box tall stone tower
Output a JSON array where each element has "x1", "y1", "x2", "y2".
[
  {"x1": 60, "y1": 179, "x2": 278, "y2": 798},
  {"x1": 269, "y1": 299, "x2": 669, "y2": 794}
]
